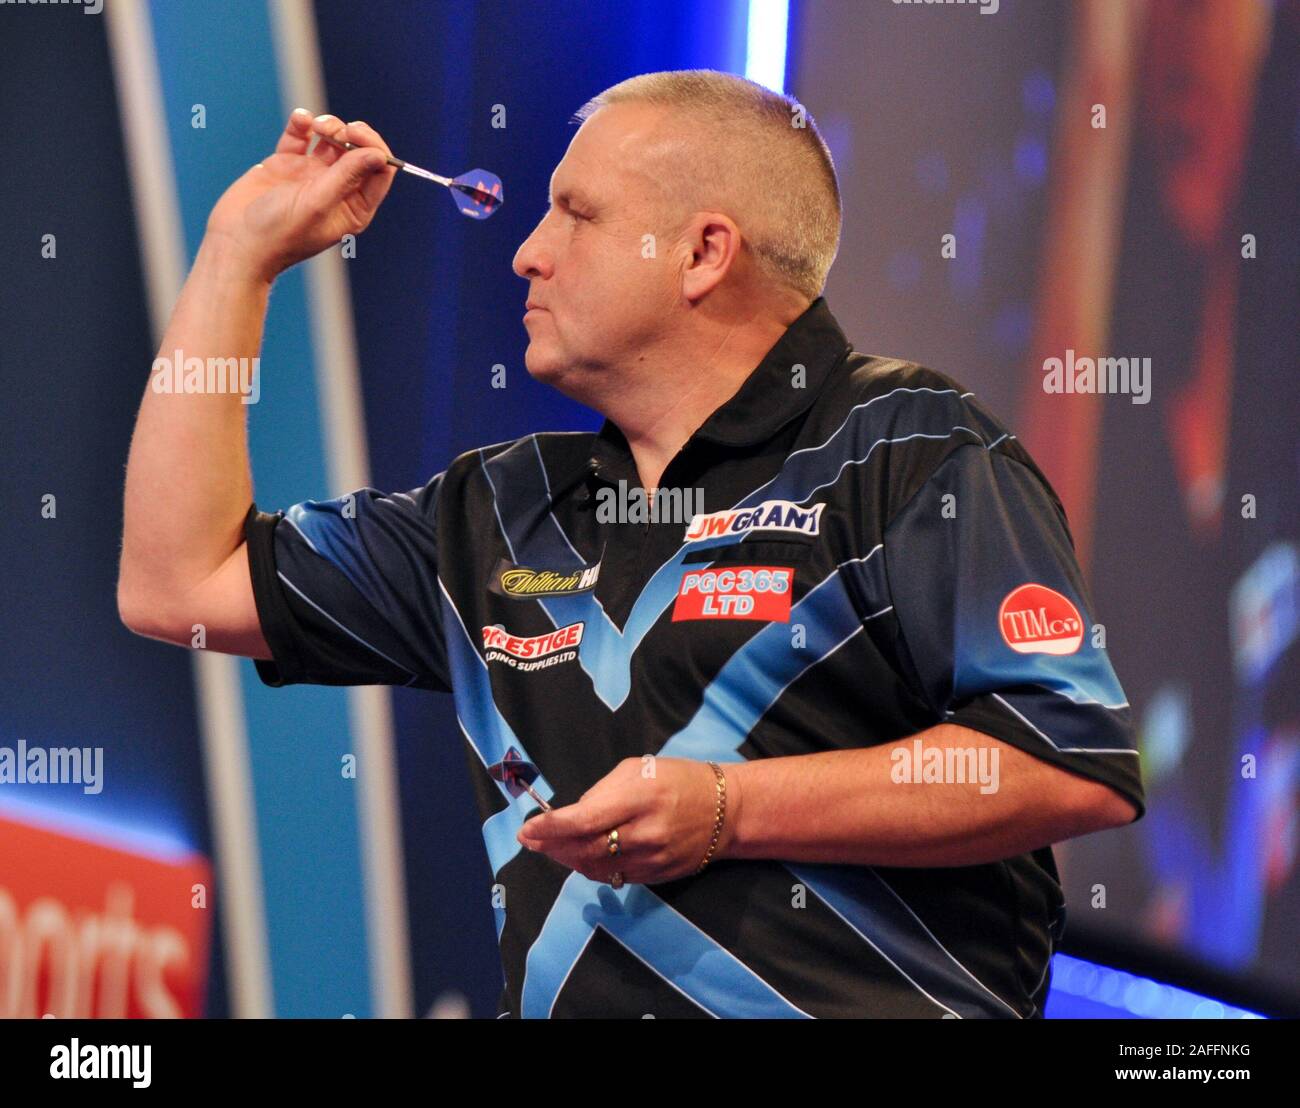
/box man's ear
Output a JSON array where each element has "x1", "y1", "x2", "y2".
[{"x1": 680, "y1": 212, "x2": 742, "y2": 303}]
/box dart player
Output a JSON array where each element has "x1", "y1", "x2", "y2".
[{"x1": 118, "y1": 70, "x2": 1143, "y2": 1018}]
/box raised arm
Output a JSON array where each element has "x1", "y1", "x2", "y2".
[{"x1": 118, "y1": 110, "x2": 396, "y2": 656}]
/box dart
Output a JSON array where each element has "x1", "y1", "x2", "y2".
[
  {"x1": 316, "y1": 131, "x2": 503, "y2": 218},
  {"x1": 487, "y1": 747, "x2": 552, "y2": 812}
]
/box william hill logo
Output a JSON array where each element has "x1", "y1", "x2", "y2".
[
  {"x1": 492, "y1": 559, "x2": 600, "y2": 599},
  {"x1": 999, "y1": 583, "x2": 1084, "y2": 655}
]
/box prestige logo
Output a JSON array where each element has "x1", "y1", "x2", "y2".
[
  {"x1": 494, "y1": 560, "x2": 600, "y2": 598},
  {"x1": 482, "y1": 622, "x2": 584, "y2": 671},
  {"x1": 999, "y1": 584, "x2": 1084, "y2": 655},
  {"x1": 683, "y1": 500, "x2": 824, "y2": 542}
]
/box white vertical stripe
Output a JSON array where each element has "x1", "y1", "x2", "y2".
[
  {"x1": 104, "y1": 0, "x2": 274, "y2": 1019},
  {"x1": 745, "y1": 0, "x2": 790, "y2": 92},
  {"x1": 102, "y1": 0, "x2": 185, "y2": 339},
  {"x1": 268, "y1": 0, "x2": 415, "y2": 1020}
]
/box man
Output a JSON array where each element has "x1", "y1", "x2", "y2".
[{"x1": 119, "y1": 70, "x2": 1143, "y2": 1018}]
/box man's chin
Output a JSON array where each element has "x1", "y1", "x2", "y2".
[
  {"x1": 524, "y1": 348, "x2": 596, "y2": 405},
  {"x1": 523, "y1": 345, "x2": 567, "y2": 386}
]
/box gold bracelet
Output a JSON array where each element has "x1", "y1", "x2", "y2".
[{"x1": 694, "y1": 761, "x2": 727, "y2": 874}]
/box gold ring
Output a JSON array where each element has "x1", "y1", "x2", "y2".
[
  {"x1": 610, "y1": 870, "x2": 624, "y2": 889},
  {"x1": 606, "y1": 828, "x2": 621, "y2": 856}
]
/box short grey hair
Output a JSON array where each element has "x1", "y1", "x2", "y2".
[{"x1": 573, "y1": 70, "x2": 842, "y2": 302}]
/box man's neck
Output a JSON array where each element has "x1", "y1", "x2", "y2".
[{"x1": 601, "y1": 299, "x2": 808, "y2": 490}]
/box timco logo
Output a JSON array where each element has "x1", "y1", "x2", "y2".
[
  {"x1": 999, "y1": 584, "x2": 1084, "y2": 655},
  {"x1": 683, "y1": 499, "x2": 824, "y2": 542}
]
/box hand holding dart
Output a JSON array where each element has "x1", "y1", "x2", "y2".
[{"x1": 314, "y1": 129, "x2": 503, "y2": 219}]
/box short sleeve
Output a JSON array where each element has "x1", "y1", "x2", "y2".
[
  {"x1": 883, "y1": 443, "x2": 1145, "y2": 819},
  {"x1": 243, "y1": 474, "x2": 451, "y2": 692}
]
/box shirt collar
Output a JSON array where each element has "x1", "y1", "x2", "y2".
[
  {"x1": 686, "y1": 296, "x2": 853, "y2": 447},
  {"x1": 591, "y1": 296, "x2": 851, "y2": 467},
  {"x1": 556, "y1": 297, "x2": 852, "y2": 491}
]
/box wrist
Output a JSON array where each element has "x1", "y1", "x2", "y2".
[
  {"x1": 196, "y1": 230, "x2": 278, "y2": 291},
  {"x1": 712, "y1": 760, "x2": 746, "y2": 862}
]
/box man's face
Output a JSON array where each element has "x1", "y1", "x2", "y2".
[{"x1": 512, "y1": 104, "x2": 683, "y2": 395}]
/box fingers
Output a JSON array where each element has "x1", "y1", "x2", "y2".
[
  {"x1": 274, "y1": 107, "x2": 315, "y2": 155},
  {"x1": 580, "y1": 842, "x2": 665, "y2": 887},
  {"x1": 272, "y1": 110, "x2": 346, "y2": 164},
  {"x1": 519, "y1": 818, "x2": 677, "y2": 885},
  {"x1": 311, "y1": 146, "x2": 391, "y2": 215},
  {"x1": 307, "y1": 114, "x2": 393, "y2": 160},
  {"x1": 557, "y1": 839, "x2": 628, "y2": 884},
  {"x1": 301, "y1": 115, "x2": 396, "y2": 212},
  {"x1": 339, "y1": 118, "x2": 393, "y2": 160},
  {"x1": 307, "y1": 113, "x2": 348, "y2": 165},
  {"x1": 529, "y1": 820, "x2": 662, "y2": 881},
  {"x1": 337, "y1": 119, "x2": 396, "y2": 210}
]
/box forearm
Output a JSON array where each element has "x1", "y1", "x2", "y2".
[
  {"x1": 120, "y1": 233, "x2": 270, "y2": 604},
  {"x1": 722, "y1": 723, "x2": 1123, "y2": 867}
]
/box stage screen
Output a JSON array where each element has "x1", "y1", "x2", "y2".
[{"x1": 798, "y1": 0, "x2": 1300, "y2": 997}]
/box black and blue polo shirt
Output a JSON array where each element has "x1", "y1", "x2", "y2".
[{"x1": 243, "y1": 296, "x2": 1145, "y2": 1018}]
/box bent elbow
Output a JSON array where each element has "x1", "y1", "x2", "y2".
[
  {"x1": 117, "y1": 576, "x2": 183, "y2": 644},
  {"x1": 117, "y1": 581, "x2": 157, "y2": 638},
  {"x1": 1100, "y1": 792, "x2": 1140, "y2": 829},
  {"x1": 1071, "y1": 781, "x2": 1139, "y2": 835}
]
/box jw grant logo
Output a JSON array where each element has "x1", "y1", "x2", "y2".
[
  {"x1": 491, "y1": 558, "x2": 600, "y2": 599},
  {"x1": 684, "y1": 499, "x2": 824, "y2": 542}
]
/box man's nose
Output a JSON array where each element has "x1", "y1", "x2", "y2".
[{"x1": 512, "y1": 226, "x2": 551, "y2": 280}]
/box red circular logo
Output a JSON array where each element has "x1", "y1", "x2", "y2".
[{"x1": 998, "y1": 583, "x2": 1084, "y2": 655}]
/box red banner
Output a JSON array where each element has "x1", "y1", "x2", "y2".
[{"x1": 0, "y1": 814, "x2": 211, "y2": 1018}]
